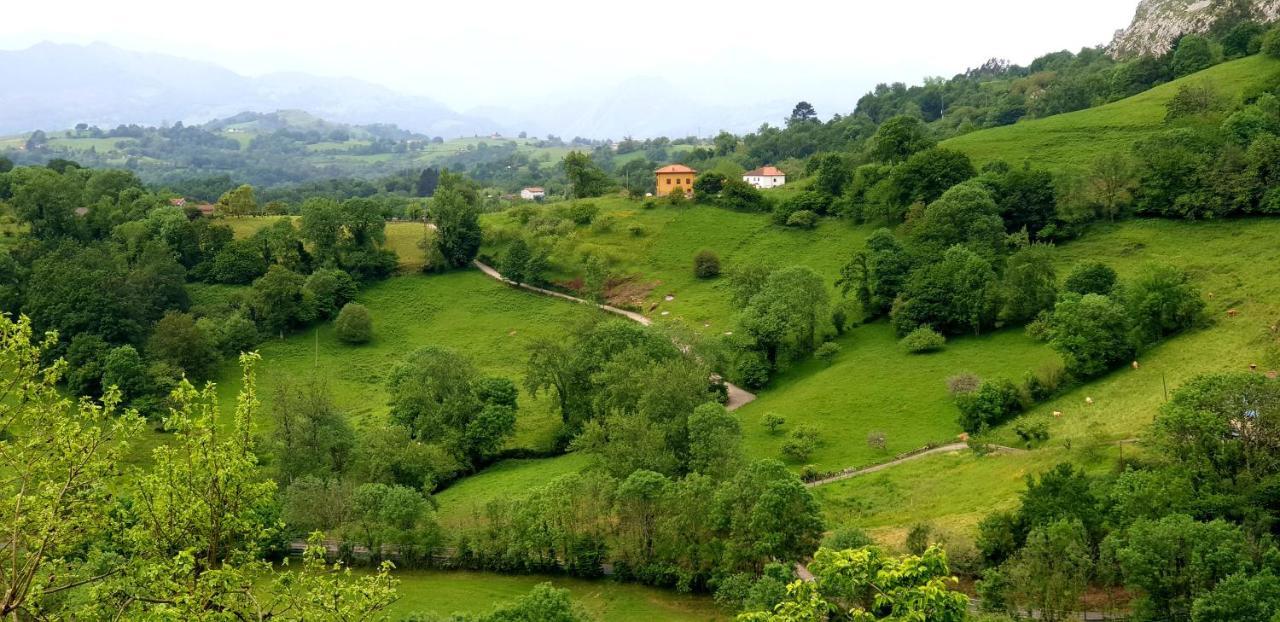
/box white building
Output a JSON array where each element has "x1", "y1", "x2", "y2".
[
  {"x1": 742, "y1": 166, "x2": 786, "y2": 189},
  {"x1": 519, "y1": 187, "x2": 546, "y2": 201}
]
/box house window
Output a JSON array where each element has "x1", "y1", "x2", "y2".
[
  {"x1": 666, "y1": 178, "x2": 672, "y2": 185},
  {"x1": 675, "y1": 178, "x2": 681, "y2": 184}
]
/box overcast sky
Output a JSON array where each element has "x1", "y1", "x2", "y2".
[{"x1": 2, "y1": 0, "x2": 1139, "y2": 115}]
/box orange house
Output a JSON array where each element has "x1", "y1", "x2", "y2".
[{"x1": 654, "y1": 164, "x2": 696, "y2": 197}]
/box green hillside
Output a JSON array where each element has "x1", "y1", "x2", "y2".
[{"x1": 943, "y1": 54, "x2": 1280, "y2": 170}]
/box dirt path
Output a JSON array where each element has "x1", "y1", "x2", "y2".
[
  {"x1": 805, "y1": 443, "x2": 1024, "y2": 488},
  {"x1": 472, "y1": 260, "x2": 758, "y2": 411}
]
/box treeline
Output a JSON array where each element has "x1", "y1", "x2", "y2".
[
  {"x1": 0, "y1": 161, "x2": 404, "y2": 418},
  {"x1": 972, "y1": 371, "x2": 1280, "y2": 622}
]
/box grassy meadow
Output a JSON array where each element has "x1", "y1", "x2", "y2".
[
  {"x1": 943, "y1": 54, "x2": 1280, "y2": 170},
  {"x1": 196, "y1": 270, "x2": 592, "y2": 456},
  {"x1": 481, "y1": 196, "x2": 867, "y2": 328},
  {"x1": 385, "y1": 570, "x2": 725, "y2": 621}
]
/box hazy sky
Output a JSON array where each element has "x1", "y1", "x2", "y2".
[{"x1": 2, "y1": 0, "x2": 1139, "y2": 114}]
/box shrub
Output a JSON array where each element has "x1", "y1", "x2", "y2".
[
  {"x1": 900, "y1": 326, "x2": 946, "y2": 354},
  {"x1": 947, "y1": 372, "x2": 982, "y2": 396},
  {"x1": 627, "y1": 223, "x2": 646, "y2": 237},
  {"x1": 956, "y1": 378, "x2": 1024, "y2": 433},
  {"x1": 693, "y1": 249, "x2": 721, "y2": 279},
  {"x1": 781, "y1": 425, "x2": 822, "y2": 461},
  {"x1": 824, "y1": 528, "x2": 874, "y2": 551},
  {"x1": 785, "y1": 210, "x2": 818, "y2": 229},
  {"x1": 905, "y1": 523, "x2": 934, "y2": 555},
  {"x1": 589, "y1": 213, "x2": 615, "y2": 233},
  {"x1": 1263, "y1": 27, "x2": 1280, "y2": 58},
  {"x1": 814, "y1": 341, "x2": 842, "y2": 363},
  {"x1": 737, "y1": 354, "x2": 771, "y2": 389},
  {"x1": 1045, "y1": 293, "x2": 1134, "y2": 378},
  {"x1": 334, "y1": 303, "x2": 373, "y2": 344},
  {"x1": 761, "y1": 412, "x2": 785, "y2": 435},
  {"x1": 1013, "y1": 420, "x2": 1050, "y2": 447},
  {"x1": 565, "y1": 202, "x2": 598, "y2": 225},
  {"x1": 642, "y1": 200, "x2": 656, "y2": 210},
  {"x1": 1124, "y1": 265, "x2": 1204, "y2": 348},
  {"x1": 1063, "y1": 262, "x2": 1117, "y2": 296}
]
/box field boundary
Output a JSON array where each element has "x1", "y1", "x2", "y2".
[{"x1": 472, "y1": 259, "x2": 757, "y2": 410}]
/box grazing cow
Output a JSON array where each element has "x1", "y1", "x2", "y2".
[
  {"x1": 1086, "y1": 397, "x2": 1095, "y2": 406},
  {"x1": 1053, "y1": 411, "x2": 1063, "y2": 418},
  {"x1": 1132, "y1": 361, "x2": 1141, "y2": 370},
  {"x1": 1228, "y1": 309, "x2": 1240, "y2": 318}
]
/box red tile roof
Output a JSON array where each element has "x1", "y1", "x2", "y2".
[
  {"x1": 655, "y1": 164, "x2": 696, "y2": 174},
  {"x1": 744, "y1": 166, "x2": 785, "y2": 177}
]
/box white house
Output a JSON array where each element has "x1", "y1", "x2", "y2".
[
  {"x1": 519, "y1": 187, "x2": 546, "y2": 201},
  {"x1": 743, "y1": 166, "x2": 786, "y2": 189}
]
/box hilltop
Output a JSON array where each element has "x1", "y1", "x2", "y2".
[{"x1": 1111, "y1": 0, "x2": 1280, "y2": 57}]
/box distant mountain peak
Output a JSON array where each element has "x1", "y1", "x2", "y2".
[{"x1": 1110, "y1": 0, "x2": 1280, "y2": 57}]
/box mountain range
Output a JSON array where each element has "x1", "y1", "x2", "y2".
[{"x1": 0, "y1": 42, "x2": 790, "y2": 140}]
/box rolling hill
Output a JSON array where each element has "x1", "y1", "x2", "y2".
[{"x1": 943, "y1": 54, "x2": 1280, "y2": 170}]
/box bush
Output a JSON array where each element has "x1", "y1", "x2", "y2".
[
  {"x1": 905, "y1": 523, "x2": 934, "y2": 555},
  {"x1": 627, "y1": 223, "x2": 646, "y2": 237},
  {"x1": 824, "y1": 528, "x2": 874, "y2": 551},
  {"x1": 1013, "y1": 419, "x2": 1050, "y2": 447},
  {"x1": 1263, "y1": 27, "x2": 1280, "y2": 58},
  {"x1": 589, "y1": 214, "x2": 615, "y2": 233},
  {"x1": 737, "y1": 354, "x2": 771, "y2": 389},
  {"x1": 761, "y1": 412, "x2": 785, "y2": 435},
  {"x1": 1063, "y1": 262, "x2": 1116, "y2": 296},
  {"x1": 693, "y1": 249, "x2": 721, "y2": 279},
  {"x1": 956, "y1": 378, "x2": 1024, "y2": 433},
  {"x1": 334, "y1": 303, "x2": 373, "y2": 344},
  {"x1": 781, "y1": 424, "x2": 822, "y2": 461},
  {"x1": 785, "y1": 210, "x2": 818, "y2": 229},
  {"x1": 947, "y1": 372, "x2": 982, "y2": 396},
  {"x1": 814, "y1": 341, "x2": 842, "y2": 363},
  {"x1": 900, "y1": 326, "x2": 946, "y2": 353},
  {"x1": 564, "y1": 202, "x2": 598, "y2": 225}
]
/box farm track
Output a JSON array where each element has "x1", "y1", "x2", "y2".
[{"x1": 472, "y1": 259, "x2": 757, "y2": 410}]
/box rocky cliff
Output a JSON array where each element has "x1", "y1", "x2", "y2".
[{"x1": 1110, "y1": 0, "x2": 1280, "y2": 57}]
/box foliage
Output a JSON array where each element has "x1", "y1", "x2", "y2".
[
  {"x1": 738, "y1": 546, "x2": 967, "y2": 622},
  {"x1": 900, "y1": 326, "x2": 946, "y2": 354},
  {"x1": 891, "y1": 245, "x2": 998, "y2": 337},
  {"x1": 1001, "y1": 520, "x2": 1091, "y2": 622},
  {"x1": 694, "y1": 249, "x2": 721, "y2": 279},
  {"x1": 432, "y1": 179, "x2": 484, "y2": 268},
  {"x1": 1042, "y1": 293, "x2": 1133, "y2": 378},
  {"x1": 388, "y1": 345, "x2": 518, "y2": 471},
  {"x1": 955, "y1": 378, "x2": 1024, "y2": 433},
  {"x1": 0, "y1": 315, "x2": 144, "y2": 618},
  {"x1": 1062, "y1": 261, "x2": 1117, "y2": 296},
  {"x1": 781, "y1": 424, "x2": 822, "y2": 462},
  {"x1": 335, "y1": 302, "x2": 374, "y2": 344}
]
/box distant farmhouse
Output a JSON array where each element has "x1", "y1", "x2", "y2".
[
  {"x1": 655, "y1": 164, "x2": 696, "y2": 197},
  {"x1": 743, "y1": 165, "x2": 786, "y2": 189},
  {"x1": 520, "y1": 187, "x2": 546, "y2": 201}
]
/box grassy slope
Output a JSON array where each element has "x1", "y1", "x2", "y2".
[
  {"x1": 433, "y1": 453, "x2": 593, "y2": 529},
  {"x1": 207, "y1": 270, "x2": 592, "y2": 451},
  {"x1": 386, "y1": 570, "x2": 724, "y2": 621},
  {"x1": 483, "y1": 197, "x2": 868, "y2": 328},
  {"x1": 813, "y1": 218, "x2": 1280, "y2": 541},
  {"x1": 943, "y1": 55, "x2": 1280, "y2": 170},
  {"x1": 738, "y1": 323, "x2": 1057, "y2": 472}
]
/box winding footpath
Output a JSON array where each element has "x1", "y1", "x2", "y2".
[
  {"x1": 803, "y1": 443, "x2": 1024, "y2": 488},
  {"x1": 472, "y1": 260, "x2": 757, "y2": 410}
]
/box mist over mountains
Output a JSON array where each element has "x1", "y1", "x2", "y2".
[{"x1": 0, "y1": 42, "x2": 790, "y2": 139}]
